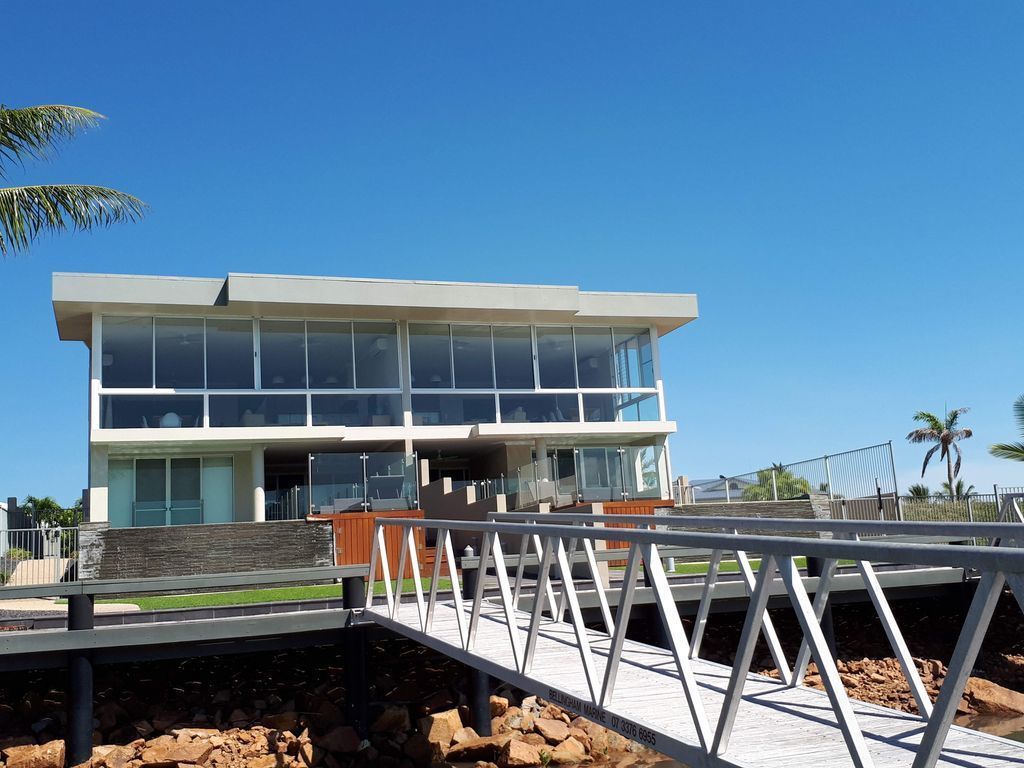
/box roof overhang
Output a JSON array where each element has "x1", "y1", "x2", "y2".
[{"x1": 53, "y1": 271, "x2": 699, "y2": 344}]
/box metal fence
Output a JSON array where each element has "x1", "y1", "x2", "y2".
[
  {"x1": 0, "y1": 527, "x2": 78, "y2": 586},
  {"x1": 681, "y1": 442, "x2": 899, "y2": 504}
]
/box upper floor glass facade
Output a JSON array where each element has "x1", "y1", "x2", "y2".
[{"x1": 96, "y1": 315, "x2": 662, "y2": 429}]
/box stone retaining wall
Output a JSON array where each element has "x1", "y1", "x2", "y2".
[
  {"x1": 672, "y1": 493, "x2": 831, "y2": 521},
  {"x1": 78, "y1": 519, "x2": 334, "y2": 581}
]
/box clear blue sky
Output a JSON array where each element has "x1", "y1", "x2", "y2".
[{"x1": 2, "y1": 2, "x2": 1022, "y2": 504}]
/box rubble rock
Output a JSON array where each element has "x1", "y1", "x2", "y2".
[
  {"x1": 498, "y1": 739, "x2": 542, "y2": 767},
  {"x1": 314, "y1": 726, "x2": 360, "y2": 754},
  {"x1": 452, "y1": 727, "x2": 479, "y2": 745},
  {"x1": 534, "y1": 718, "x2": 571, "y2": 744},
  {"x1": 418, "y1": 708, "x2": 462, "y2": 750},
  {"x1": 140, "y1": 738, "x2": 215, "y2": 766},
  {"x1": 370, "y1": 706, "x2": 411, "y2": 734},
  {"x1": 446, "y1": 733, "x2": 515, "y2": 762},
  {"x1": 548, "y1": 736, "x2": 588, "y2": 764},
  {"x1": 489, "y1": 696, "x2": 509, "y2": 718},
  {"x1": 963, "y1": 677, "x2": 1024, "y2": 716},
  {"x1": 3, "y1": 740, "x2": 66, "y2": 768}
]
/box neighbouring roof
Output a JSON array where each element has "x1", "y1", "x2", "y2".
[{"x1": 52, "y1": 271, "x2": 699, "y2": 343}]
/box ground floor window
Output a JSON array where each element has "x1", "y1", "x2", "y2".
[{"x1": 108, "y1": 456, "x2": 234, "y2": 527}]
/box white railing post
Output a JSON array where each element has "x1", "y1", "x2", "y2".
[{"x1": 771, "y1": 469, "x2": 779, "y2": 501}]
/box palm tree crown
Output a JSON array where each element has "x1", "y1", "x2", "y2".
[
  {"x1": 0, "y1": 104, "x2": 146, "y2": 255},
  {"x1": 990, "y1": 395, "x2": 1024, "y2": 463},
  {"x1": 906, "y1": 407, "x2": 973, "y2": 496}
]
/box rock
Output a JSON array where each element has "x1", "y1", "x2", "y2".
[
  {"x1": 170, "y1": 729, "x2": 221, "y2": 740},
  {"x1": 228, "y1": 709, "x2": 252, "y2": 726},
  {"x1": 549, "y1": 737, "x2": 588, "y2": 764},
  {"x1": 519, "y1": 734, "x2": 547, "y2": 747},
  {"x1": 534, "y1": 718, "x2": 570, "y2": 744},
  {"x1": 499, "y1": 739, "x2": 542, "y2": 767},
  {"x1": 298, "y1": 741, "x2": 324, "y2": 768},
  {"x1": 402, "y1": 733, "x2": 432, "y2": 763},
  {"x1": 453, "y1": 727, "x2": 480, "y2": 744},
  {"x1": 140, "y1": 739, "x2": 215, "y2": 766},
  {"x1": 97, "y1": 744, "x2": 136, "y2": 768},
  {"x1": 3, "y1": 740, "x2": 66, "y2": 768},
  {"x1": 247, "y1": 756, "x2": 286, "y2": 768},
  {"x1": 446, "y1": 733, "x2": 515, "y2": 762},
  {"x1": 963, "y1": 677, "x2": 1024, "y2": 716},
  {"x1": 371, "y1": 705, "x2": 411, "y2": 734},
  {"x1": 418, "y1": 708, "x2": 463, "y2": 750},
  {"x1": 840, "y1": 674, "x2": 860, "y2": 689},
  {"x1": 520, "y1": 697, "x2": 542, "y2": 717},
  {"x1": 474, "y1": 763, "x2": 499, "y2": 768},
  {"x1": 566, "y1": 728, "x2": 590, "y2": 752},
  {"x1": 489, "y1": 696, "x2": 509, "y2": 718},
  {"x1": 315, "y1": 726, "x2": 361, "y2": 754},
  {"x1": 133, "y1": 720, "x2": 155, "y2": 738}
]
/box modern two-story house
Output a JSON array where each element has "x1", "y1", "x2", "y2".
[{"x1": 52, "y1": 272, "x2": 697, "y2": 528}]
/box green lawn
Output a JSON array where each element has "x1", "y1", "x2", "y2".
[{"x1": 82, "y1": 578, "x2": 451, "y2": 611}]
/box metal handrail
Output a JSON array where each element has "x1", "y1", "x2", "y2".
[{"x1": 366, "y1": 516, "x2": 1024, "y2": 768}]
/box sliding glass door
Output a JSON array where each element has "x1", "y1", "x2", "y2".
[{"x1": 132, "y1": 457, "x2": 223, "y2": 526}]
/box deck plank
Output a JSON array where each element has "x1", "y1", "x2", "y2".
[{"x1": 367, "y1": 600, "x2": 1024, "y2": 768}]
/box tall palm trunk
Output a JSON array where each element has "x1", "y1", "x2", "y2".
[{"x1": 947, "y1": 454, "x2": 955, "y2": 498}]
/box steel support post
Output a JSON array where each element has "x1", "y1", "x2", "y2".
[
  {"x1": 461, "y1": 557, "x2": 492, "y2": 735},
  {"x1": 342, "y1": 577, "x2": 369, "y2": 734},
  {"x1": 805, "y1": 557, "x2": 837, "y2": 658},
  {"x1": 67, "y1": 594, "x2": 95, "y2": 767}
]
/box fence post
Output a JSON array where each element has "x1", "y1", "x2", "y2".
[
  {"x1": 722, "y1": 476, "x2": 731, "y2": 503},
  {"x1": 461, "y1": 547, "x2": 492, "y2": 736},
  {"x1": 771, "y1": 470, "x2": 779, "y2": 501},
  {"x1": 342, "y1": 576, "x2": 368, "y2": 734},
  {"x1": 823, "y1": 455, "x2": 834, "y2": 501},
  {"x1": 966, "y1": 495, "x2": 975, "y2": 524},
  {"x1": 994, "y1": 484, "x2": 1002, "y2": 521},
  {"x1": 67, "y1": 593, "x2": 95, "y2": 767}
]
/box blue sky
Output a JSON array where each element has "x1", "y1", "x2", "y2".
[{"x1": 2, "y1": 2, "x2": 1022, "y2": 504}]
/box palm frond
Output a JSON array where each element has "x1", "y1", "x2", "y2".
[
  {"x1": 1014, "y1": 395, "x2": 1024, "y2": 434},
  {"x1": 921, "y1": 443, "x2": 940, "y2": 477},
  {"x1": 0, "y1": 105, "x2": 104, "y2": 176},
  {"x1": 952, "y1": 441, "x2": 962, "y2": 478},
  {"x1": 913, "y1": 411, "x2": 945, "y2": 433},
  {"x1": 907, "y1": 428, "x2": 941, "y2": 443},
  {"x1": 0, "y1": 185, "x2": 147, "y2": 256},
  {"x1": 945, "y1": 406, "x2": 970, "y2": 430},
  {"x1": 990, "y1": 442, "x2": 1024, "y2": 462}
]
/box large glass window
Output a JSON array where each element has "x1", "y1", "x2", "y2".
[
  {"x1": 169, "y1": 458, "x2": 202, "y2": 525},
  {"x1": 412, "y1": 394, "x2": 495, "y2": 425},
  {"x1": 209, "y1": 394, "x2": 306, "y2": 427},
  {"x1": 259, "y1": 320, "x2": 307, "y2": 389},
  {"x1": 453, "y1": 325, "x2": 494, "y2": 388},
  {"x1": 100, "y1": 395, "x2": 204, "y2": 429},
  {"x1": 311, "y1": 394, "x2": 402, "y2": 427},
  {"x1": 102, "y1": 316, "x2": 153, "y2": 388},
  {"x1": 307, "y1": 321, "x2": 353, "y2": 388},
  {"x1": 493, "y1": 326, "x2": 534, "y2": 389},
  {"x1": 134, "y1": 459, "x2": 167, "y2": 527},
  {"x1": 409, "y1": 323, "x2": 452, "y2": 388},
  {"x1": 499, "y1": 393, "x2": 579, "y2": 423},
  {"x1": 206, "y1": 319, "x2": 255, "y2": 389},
  {"x1": 574, "y1": 327, "x2": 615, "y2": 388},
  {"x1": 536, "y1": 327, "x2": 576, "y2": 388},
  {"x1": 155, "y1": 318, "x2": 205, "y2": 388},
  {"x1": 614, "y1": 328, "x2": 654, "y2": 388},
  {"x1": 353, "y1": 322, "x2": 400, "y2": 388},
  {"x1": 582, "y1": 392, "x2": 660, "y2": 422}
]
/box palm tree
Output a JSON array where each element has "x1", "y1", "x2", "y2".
[
  {"x1": 990, "y1": 395, "x2": 1024, "y2": 463},
  {"x1": 941, "y1": 479, "x2": 975, "y2": 499},
  {"x1": 741, "y1": 467, "x2": 812, "y2": 501},
  {"x1": 906, "y1": 407, "x2": 973, "y2": 496},
  {"x1": 907, "y1": 483, "x2": 931, "y2": 498},
  {"x1": 1, "y1": 104, "x2": 146, "y2": 255}
]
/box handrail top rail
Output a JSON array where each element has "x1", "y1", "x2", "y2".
[
  {"x1": 489, "y1": 511, "x2": 1024, "y2": 538},
  {"x1": 371, "y1": 517, "x2": 1024, "y2": 572}
]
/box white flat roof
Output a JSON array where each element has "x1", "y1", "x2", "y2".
[{"x1": 52, "y1": 271, "x2": 698, "y2": 342}]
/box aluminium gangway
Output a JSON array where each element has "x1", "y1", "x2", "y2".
[{"x1": 363, "y1": 513, "x2": 1024, "y2": 768}]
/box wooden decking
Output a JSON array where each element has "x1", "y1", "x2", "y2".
[{"x1": 366, "y1": 599, "x2": 1024, "y2": 768}]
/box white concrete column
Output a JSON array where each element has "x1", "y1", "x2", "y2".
[
  {"x1": 252, "y1": 445, "x2": 265, "y2": 522},
  {"x1": 88, "y1": 445, "x2": 109, "y2": 523},
  {"x1": 534, "y1": 438, "x2": 548, "y2": 480}
]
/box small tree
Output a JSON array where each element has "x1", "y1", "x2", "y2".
[
  {"x1": 941, "y1": 479, "x2": 975, "y2": 499},
  {"x1": 741, "y1": 467, "x2": 812, "y2": 501},
  {"x1": 908, "y1": 483, "x2": 931, "y2": 498},
  {"x1": 906, "y1": 407, "x2": 973, "y2": 495},
  {"x1": 22, "y1": 495, "x2": 82, "y2": 527}
]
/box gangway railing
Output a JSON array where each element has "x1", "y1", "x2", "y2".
[{"x1": 366, "y1": 515, "x2": 1024, "y2": 768}]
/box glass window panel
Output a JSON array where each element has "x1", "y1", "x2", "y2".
[
  {"x1": 365, "y1": 453, "x2": 417, "y2": 511},
  {"x1": 353, "y1": 322, "x2": 400, "y2": 388},
  {"x1": 202, "y1": 456, "x2": 234, "y2": 524},
  {"x1": 206, "y1": 318, "x2": 255, "y2": 389},
  {"x1": 499, "y1": 394, "x2": 579, "y2": 423},
  {"x1": 209, "y1": 394, "x2": 307, "y2": 427},
  {"x1": 613, "y1": 328, "x2": 655, "y2": 388},
  {"x1": 155, "y1": 318, "x2": 205, "y2": 388},
  {"x1": 100, "y1": 395, "x2": 203, "y2": 429},
  {"x1": 412, "y1": 394, "x2": 495, "y2": 425},
  {"x1": 578, "y1": 447, "x2": 624, "y2": 503},
  {"x1": 574, "y1": 327, "x2": 615, "y2": 388},
  {"x1": 309, "y1": 453, "x2": 365, "y2": 513},
  {"x1": 102, "y1": 316, "x2": 153, "y2": 388},
  {"x1": 453, "y1": 325, "x2": 493, "y2": 388},
  {"x1": 582, "y1": 392, "x2": 660, "y2": 422},
  {"x1": 493, "y1": 326, "x2": 534, "y2": 389},
  {"x1": 409, "y1": 323, "x2": 452, "y2": 388},
  {"x1": 623, "y1": 445, "x2": 664, "y2": 499},
  {"x1": 307, "y1": 321, "x2": 354, "y2": 389},
  {"x1": 536, "y1": 327, "x2": 576, "y2": 388},
  {"x1": 108, "y1": 460, "x2": 134, "y2": 529},
  {"x1": 169, "y1": 458, "x2": 202, "y2": 525},
  {"x1": 259, "y1": 320, "x2": 307, "y2": 389},
  {"x1": 134, "y1": 458, "x2": 166, "y2": 527},
  {"x1": 311, "y1": 394, "x2": 402, "y2": 427}
]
